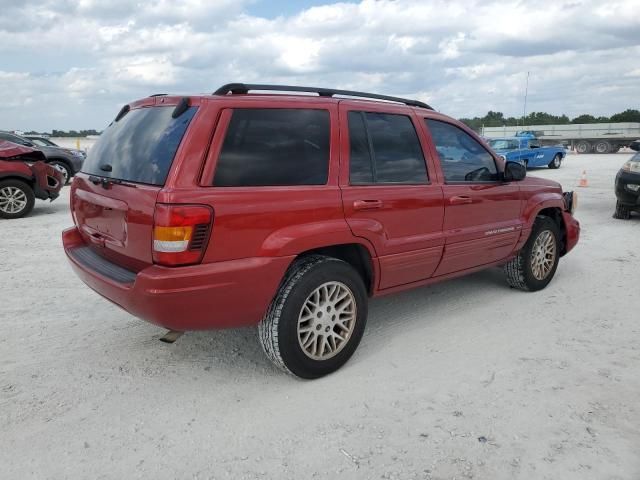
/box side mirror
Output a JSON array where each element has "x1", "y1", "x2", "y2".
[{"x1": 504, "y1": 161, "x2": 526, "y2": 181}]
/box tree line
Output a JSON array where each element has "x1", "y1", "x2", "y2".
[
  {"x1": 459, "y1": 109, "x2": 640, "y2": 131},
  {"x1": 22, "y1": 108, "x2": 640, "y2": 136},
  {"x1": 24, "y1": 129, "x2": 101, "y2": 137}
]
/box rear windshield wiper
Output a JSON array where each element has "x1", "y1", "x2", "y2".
[{"x1": 88, "y1": 174, "x2": 137, "y2": 189}]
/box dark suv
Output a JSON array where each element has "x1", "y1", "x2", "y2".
[
  {"x1": 0, "y1": 131, "x2": 84, "y2": 184},
  {"x1": 63, "y1": 84, "x2": 580, "y2": 378}
]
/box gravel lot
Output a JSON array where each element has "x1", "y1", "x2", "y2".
[{"x1": 2, "y1": 153, "x2": 639, "y2": 480}]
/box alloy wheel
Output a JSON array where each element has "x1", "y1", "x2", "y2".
[
  {"x1": 530, "y1": 230, "x2": 556, "y2": 280},
  {"x1": 297, "y1": 281, "x2": 357, "y2": 360},
  {"x1": 0, "y1": 186, "x2": 28, "y2": 214}
]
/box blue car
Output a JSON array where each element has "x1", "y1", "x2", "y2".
[{"x1": 486, "y1": 134, "x2": 566, "y2": 169}]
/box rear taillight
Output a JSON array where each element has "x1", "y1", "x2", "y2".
[{"x1": 153, "y1": 204, "x2": 212, "y2": 267}]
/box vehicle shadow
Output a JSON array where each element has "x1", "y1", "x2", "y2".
[{"x1": 162, "y1": 267, "x2": 509, "y2": 379}]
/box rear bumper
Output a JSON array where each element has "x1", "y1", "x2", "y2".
[
  {"x1": 562, "y1": 211, "x2": 580, "y2": 255},
  {"x1": 62, "y1": 226, "x2": 294, "y2": 330}
]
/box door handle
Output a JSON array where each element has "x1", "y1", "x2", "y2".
[
  {"x1": 449, "y1": 195, "x2": 473, "y2": 205},
  {"x1": 353, "y1": 200, "x2": 383, "y2": 211}
]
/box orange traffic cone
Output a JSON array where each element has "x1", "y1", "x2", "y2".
[{"x1": 578, "y1": 170, "x2": 588, "y2": 187}]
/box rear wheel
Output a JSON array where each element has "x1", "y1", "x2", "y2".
[
  {"x1": 0, "y1": 179, "x2": 35, "y2": 219},
  {"x1": 575, "y1": 140, "x2": 591, "y2": 154},
  {"x1": 548, "y1": 154, "x2": 562, "y2": 169},
  {"x1": 49, "y1": 161, "x2": 72, "y2": 185},
  {"x1": 258, "y1": 255, "x2": 368, "y2": 379},
  {"x1": 613, "y1": 200, "x2": 631, "y2": 220},
  {"x1": 504, "y1": 216, "x2": 560, "y2": 292},
  {"x1": 594, "y1": 140, "x2": 611, "y2": 154}
]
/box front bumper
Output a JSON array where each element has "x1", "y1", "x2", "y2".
[
  {"x1": 62, "y1": 226, "x2": 294, "y2": 331},
  {"x1": 615, "y1": 170, "x2": 640, "y2": 207},
  {"x1": 562, "y1": 211, "x2": 580, "y2": 255}
]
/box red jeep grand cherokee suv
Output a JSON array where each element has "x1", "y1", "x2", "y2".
[{"x1": 63, "y1": 83, "x2": 580, "y2": 378}]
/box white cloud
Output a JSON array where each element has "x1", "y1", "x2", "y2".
[{"x1": 0, "y1": 0, "x2": 638, "y2": 131}]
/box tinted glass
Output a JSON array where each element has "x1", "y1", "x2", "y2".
[
  {"x1": 425, "y1": 119, "x2": 498, "y2": 182},
  {"x1": 82, "y1": 106, "x2": 197, "y2": 186},
  {"x1": 348, "y1": 112, "x2": 374, "y2": 184},
  {"x1": 366, "y1": 113, "x2": 427, "y2": 183},
  {"x1": 214, "y1": 109, "x2": 330, "y2": 187}
]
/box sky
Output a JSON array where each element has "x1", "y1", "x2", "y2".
[{"x1": 1, "y1": 0, "x2": 639, "y2": 131}]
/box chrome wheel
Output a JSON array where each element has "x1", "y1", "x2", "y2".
[
  {"x1": 297, "y1": 281, "x2": 357, "y2": 361},
  {"x1": 530, "y1": 230, "x2": 556, "y2": 280},
  {"x1": 553, "y1": 155, "x2": 561, "y2": 168},
  {"x1": 0, "y1": 186, "x2": 28, "y2": 214},
  {"x1": 53, "y1": 163, "x2": 69, "y2": 184}
]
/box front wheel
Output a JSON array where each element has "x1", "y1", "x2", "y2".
[
  {"x1": 504, "y1": 216, "x2": 561, "y2": 291},
  {"x1": 258, "y1": 255, "x2": 368, "y2": 379},
  {"x1": 0, "y1": 179, "x2": 35, "y2": 219},
  {"x1": 613, "y1": 200, "x2": 631, "y2": 220},
  {"x1": 548, "y1": 154, "x2": 562, "y2": 169},
  {"x1": 49, "y1": 161, "x2": 72, "y2": 185}
]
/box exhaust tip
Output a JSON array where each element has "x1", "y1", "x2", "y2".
[{"x1": 159, "y1": 330, "x2": 184, "y2": 344}]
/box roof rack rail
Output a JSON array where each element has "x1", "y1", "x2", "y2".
[
  {"x1": 213, "y1": 83, "x2": 433, "y2": 110},
  {"x1": 149, "y1": 93, "x2": 167, "y2": 97}
]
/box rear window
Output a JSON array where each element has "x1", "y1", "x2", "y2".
[
  {"x1": 213, "y1": 108, "x2": 330, "y2": 187},
  {"x1": 82, "y1": 106, "x2": 198, "y2": 186}
]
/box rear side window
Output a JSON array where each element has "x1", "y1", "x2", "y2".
[
  {"x1": 213, "y1": 109, "x2": 330, "y2": 187},
  {"x1": 348, "y1": 112, "x2": 428, "y2": 184},
  {"x1": 425, "y1": 119, "x2": 498, "y2": 182},
  {"x1": 83, "y1": 106, "x2": 198, "y2": 186}
]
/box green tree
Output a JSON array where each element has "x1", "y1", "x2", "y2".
[{"x1": 610, "y1": 109, "x2": 640, "y2": 123}]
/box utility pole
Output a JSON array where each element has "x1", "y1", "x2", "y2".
[{"x1": 522, "y1": 71, "x2": 530, "y2": 128}]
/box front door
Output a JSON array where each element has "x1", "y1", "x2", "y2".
[
  {"x1": 339, "y1": 104, "x2": 445, "y2": 290},
  {"x1": 423, "y1": 119, "x2": 523, "y2": 276}
]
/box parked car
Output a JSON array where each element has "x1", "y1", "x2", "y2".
[
  {"x1": 24, "y1": 135, "x2": 87, "y2": 159},
  {"x1": 613, "y1": 152, "x2": 640, "y2": 219},
  {"x1": 62, "y1": 83, "x2": 580, "y2": 378},
  {"x1": 486, "y1": 133, "x2": 566, "y2": 169},
  {"x1": 0, "y1": 140, "x2": 63, "y2": 218},
  {"x1": 630, "y1": 140, "x2": 640, "y2": 152},
  {"x1": 0, "y1": 131, "x2": 84, "y2": 184}
]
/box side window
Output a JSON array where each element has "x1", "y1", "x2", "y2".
[
  {"x1": 213, "y1": 109, "x2": 330, "y2": 187},
  {"x1": 425, "y1": 119, "x2": 498, "y2": 182},
  {"x1": 348, "y1": 111, "x2": 428, "y2": 184}
]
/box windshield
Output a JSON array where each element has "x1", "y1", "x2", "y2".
[
  {"x1": 82, "y1": 106, "x2": 198, "y2": 186},
  {"x1": 488, "y1": 139, "x2": 519, "y2": 150},
  {"x1": 30, "y1": 138, "x2": 58, "y2": 147}
]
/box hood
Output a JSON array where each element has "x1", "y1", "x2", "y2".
[
  {"x1": 0, "y1": 140, "x2": 47, "y2": 162},
  {"x1": 519, "y1": 174, "x2": 563, "y2": 192}
]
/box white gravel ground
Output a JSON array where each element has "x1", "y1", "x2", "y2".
[{"x1": 1, "y1": 153, "x2": 639, "y2": 480}]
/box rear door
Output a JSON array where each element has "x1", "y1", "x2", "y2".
[
  {"x1": 339, "y1": 103, "x2": 444, "y2": 290},
  {"x1": 71, "y1": 99, "x2": 201, "y2": 271},
  {"x1": 422, "y1": 119, "x2": 522, "y2": 276}
]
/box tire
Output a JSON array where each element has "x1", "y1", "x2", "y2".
[
  {"x1": 594, "y1": 141, "x2": 611, "y2": 154},
  {"x1": 49, "y1": 161, "x2": 72, "y2": 185},
  {"x1": 504, "y1": 216, "x2": 561, "y2": 292},
  {"x1": 258, "y1": 255, "x2": 368, "y2": 379},
  {"x1": 613, "y1": 200, "x2": 631, "y2": 220},
  {"x1": 548, "y1": 154, "x2": 562, "y2": 169},
  {"x1": 0, "y1": 179, "x2": 35, "y2": 219},
  {"x1": 575, "y1": 141, "x2": 591, "y2": 154}
]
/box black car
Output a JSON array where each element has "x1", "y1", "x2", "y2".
[
  {"x1": 614, "y1": 152, "x2": 640, "y2": 219},
  {"x1": 630, "y1": 140, "x2": 640, "y2": 152}
]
